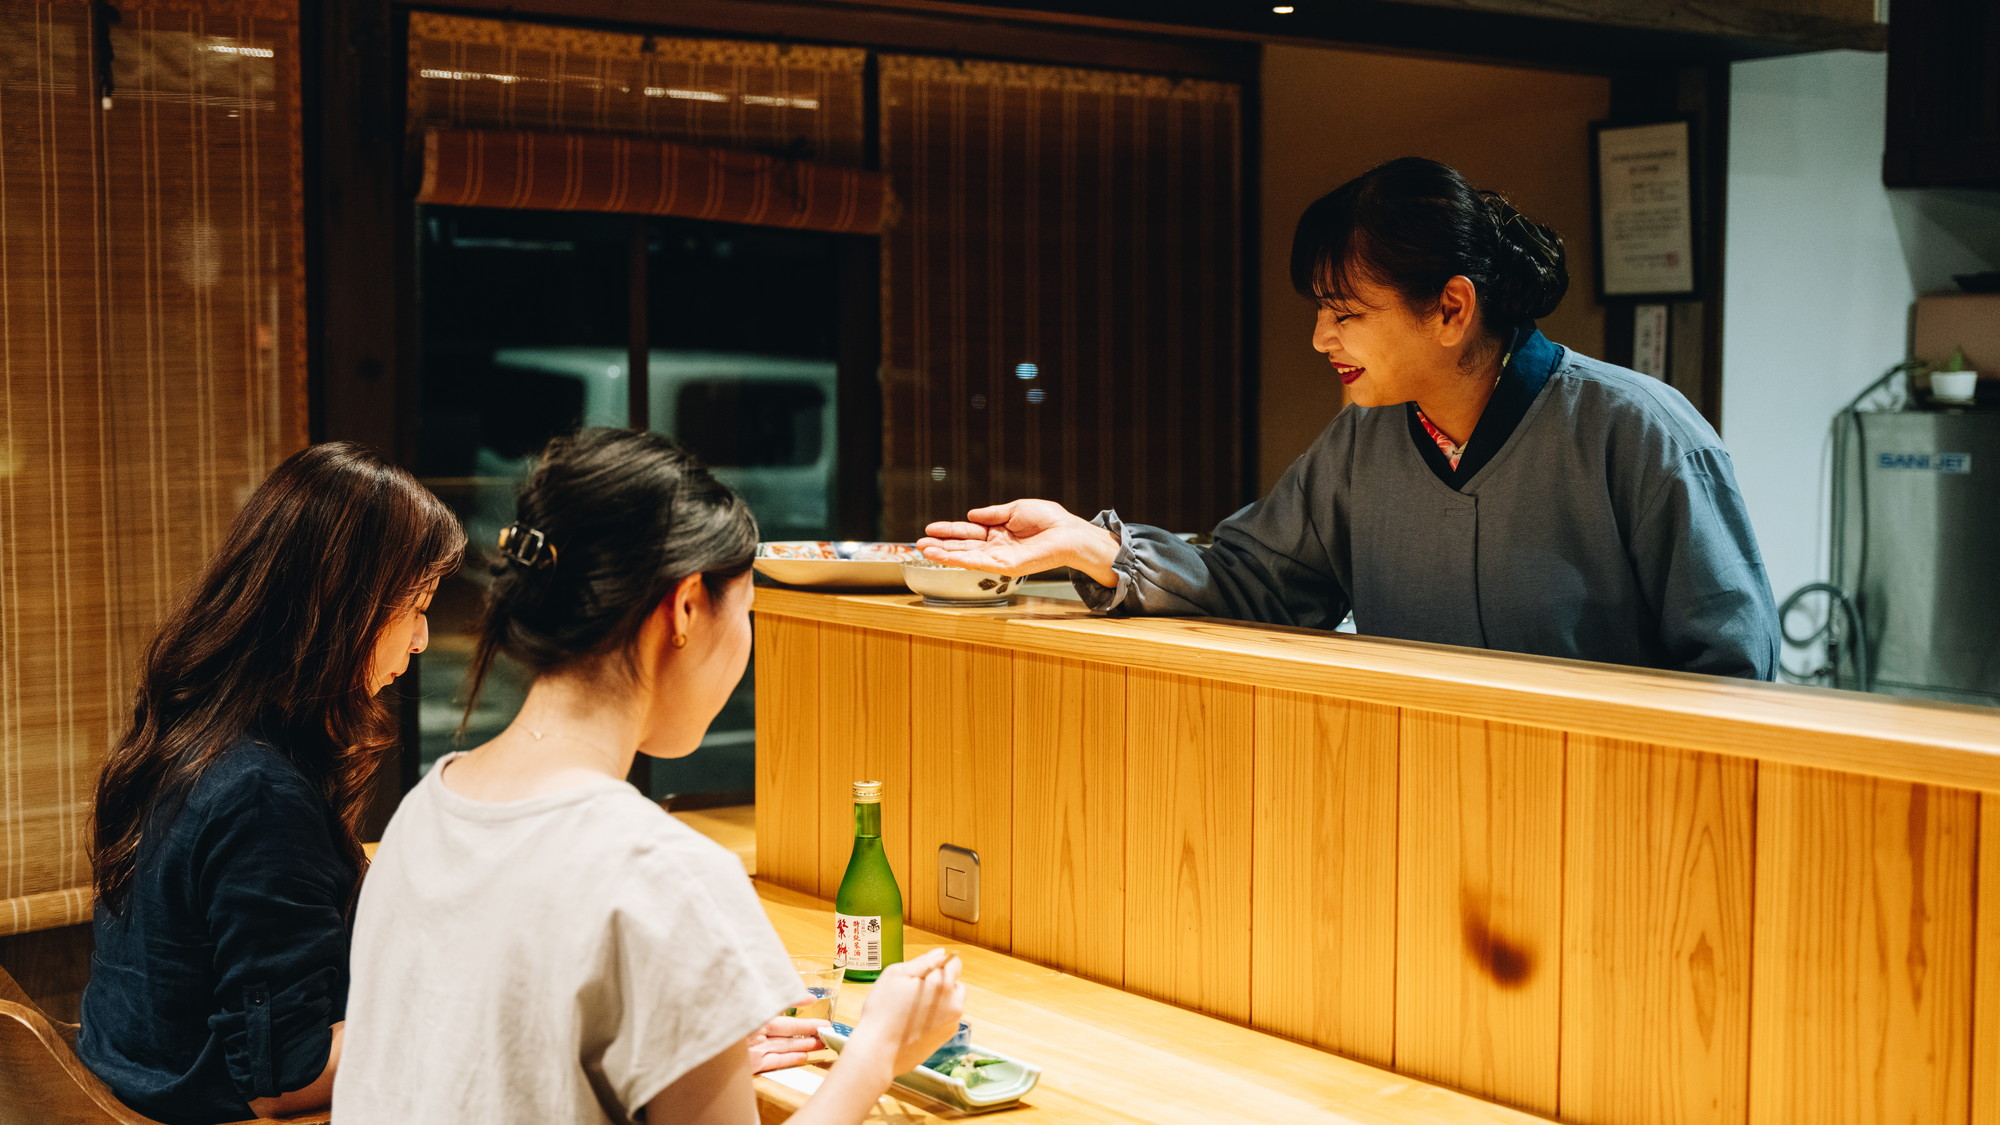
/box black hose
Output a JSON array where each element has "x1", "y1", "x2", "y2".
[{"x1": 1779, "y1": 583, "x2": 1870, "y2": 692}]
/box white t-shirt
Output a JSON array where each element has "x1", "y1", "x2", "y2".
[{"x1": 334, "y1": 755, "x2": 800, "y2": 1125}]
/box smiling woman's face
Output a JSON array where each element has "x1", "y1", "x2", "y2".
[
  {"x1": 1309, "y1": 275, "x2": 1449, "y2": 409},
  {"x1": 368, "y1": 578, "x2": 439, "y2": 693}
]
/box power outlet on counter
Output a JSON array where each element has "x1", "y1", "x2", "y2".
[{"x1": 938, "y1": 844, "x2": 981, "y2": 924}]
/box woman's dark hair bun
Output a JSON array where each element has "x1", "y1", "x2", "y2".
[
  {"x1": 1476, "y1": 190, "x2": 1567, "y2": 323},
  {"x1": 1290, "y1": 156, "x2": 1569, "y2": 336},
  {"x1": 462, "y1": 427, "x2": 757, "y2": 719}
]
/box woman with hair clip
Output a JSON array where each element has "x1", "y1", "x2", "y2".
[
  {"x1": 335, "y1": 427, "x2": 965, "y2": 1125},
  {"x1": 79, "y1": 443, "x2": 465, "y2": 1124},
  {"x1": 921, "y1": 156, "x2": 1781, "y2": 679}
]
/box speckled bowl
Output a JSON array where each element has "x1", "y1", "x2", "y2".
[{"x1": 901, "y1": 560, "x2": 1017, "y2": 607}]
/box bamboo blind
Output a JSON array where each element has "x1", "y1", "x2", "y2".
[
  {"x1": 407, "y1": 13, "x2": 868, "y2": 167},
  {"x1": 415, "y1": 128, "x2": 894, "y2": 234},
  {"x1": 0, "y1": 0, "x2": 306, "y2": 936},
  {"x1": 877, "y1": 55, "x2": 1245, "y2": 539}
]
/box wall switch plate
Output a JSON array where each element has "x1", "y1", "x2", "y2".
[{"x1": 937, "y1": 844, "x2": 981, "y2": 924}]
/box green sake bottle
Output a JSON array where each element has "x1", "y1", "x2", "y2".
[{"x1": 834, "y1": 779, "x2": 903, "y2": 982}]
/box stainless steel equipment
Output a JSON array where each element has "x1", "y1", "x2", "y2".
[{"x1": 1832, "y1": 409, "x2": 2000, "y2": 706}]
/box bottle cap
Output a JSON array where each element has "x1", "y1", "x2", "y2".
[{"x1": 852, "y1": 779, "x2": 884, "y2": 803}]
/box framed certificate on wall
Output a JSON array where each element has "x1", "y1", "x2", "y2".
[{"x1": 1591, "y1": 119, "x2": 1699, "y2": 300}]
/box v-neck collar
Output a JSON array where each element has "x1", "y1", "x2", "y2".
[{"x1": 1406, "y1": 326, "x2": 1560, "y2": 491}]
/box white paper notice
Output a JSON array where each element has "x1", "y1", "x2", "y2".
[
  {"x1": 1633, "y1": 303, "x2": 1669, "y2": 379},
  {"x1": 1597, "y1": 122, "x2": 1696, "y2": 296}
]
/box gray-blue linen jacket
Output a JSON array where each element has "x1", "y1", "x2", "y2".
[{"x1": 1076, "y1": 346, "x2": 1781, "y2": 680}]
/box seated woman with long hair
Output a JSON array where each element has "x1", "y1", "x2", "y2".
[
  {"x1": 334, "y1": 428, "x2": 964, "y2": 1125},
  {"x1": 80, "y1": 443, "x2": 465, "y2": 1124}
]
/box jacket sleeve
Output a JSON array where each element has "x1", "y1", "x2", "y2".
[
  {"x1": 1629, "y1": 446, "x2": 1782, "y2": 680},
  {"x1": 1074, "y1": 436, "x2": 1351, "y2": 630},
  {"x1": 196, "y1": 764, "x2": 349, "y2": 1101}
]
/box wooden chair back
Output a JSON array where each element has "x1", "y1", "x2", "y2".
[{"x1": 0, "y1": 964, "x2": 328, "y2": 1125}]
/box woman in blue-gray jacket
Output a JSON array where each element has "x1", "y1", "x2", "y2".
[{"x1": 920, "y1": 157, "x2": 1780, "y2": 679}]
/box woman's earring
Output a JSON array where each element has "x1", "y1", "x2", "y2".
[{"x1": 671, "y1": 634, "x2": 689, "y2": 649}]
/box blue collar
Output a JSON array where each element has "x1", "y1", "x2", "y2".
[
  {"x1": 1504, "y1": 325, "x2": 1560, "y2": 399},
  {"x1": 1406, "y1": 324, "x2": 1561, "y2": 489}
]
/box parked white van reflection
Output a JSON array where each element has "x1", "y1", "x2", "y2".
[{"x1": 487, "y1": 346, "x2": 838, "y2": 540}]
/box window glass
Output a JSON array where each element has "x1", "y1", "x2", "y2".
[{"x1": 414, "y1": 208, "x2": 842, "y2": 802}]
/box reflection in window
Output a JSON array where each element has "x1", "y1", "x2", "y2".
[{"x1": 414, "y1": 207, "x2": 841, "y2": 801}]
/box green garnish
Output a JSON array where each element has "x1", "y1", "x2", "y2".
[{"x1": 942, "y1": 1056, "x2": 1007, "y2": 1086}]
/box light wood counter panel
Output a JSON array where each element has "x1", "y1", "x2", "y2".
[
  {"x1": 755, "y1": 589, "x2": 2000, "y2": 1125},
  {"x1": 909, "y1": 638, "x2": 1014, "y2": 948},
  {"x1": 1749, "y1": 766, "x2": 1977, "y2": 1124},
  {"x1": 753, "y1": 589, "x2": 2000, "y2": 793},
  {"x1": 749, "y1": 880, "x2": 1549, "y2": 1125},
  {"x1": 754, "y1": 616, "x2": 822, "y2": 891},
  {"x1": 1122, "y1": 671, "x2": 1254, "y2": 1023},
  {"x1": 1012, "y1": 655, "x2": 1126, "y2": 988},
  {"x1": 1395, "y1": 714, "x2": 1564, "y2": 1116},
  {"x1": 815, "y1": 625, "x2": 913, "y2": 899},
  {"x1": 1977, "y1": 795, "x2": 2000, "y2": 1125},
  {"x1": 1250, "y1": 691, "x2": 1398, "y2": 1066},
  {"x1": 1561, "y1": 739, "x2": 1754, "y2": 1125}
]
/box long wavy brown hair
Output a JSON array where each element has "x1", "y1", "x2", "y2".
[{"x1": 91, "y1": 443, "x2": 465, "y2": 914}]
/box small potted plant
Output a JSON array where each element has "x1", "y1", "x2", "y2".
[{"x1": 1932, "y1": 346, "x2": 1978, "y2": 403}]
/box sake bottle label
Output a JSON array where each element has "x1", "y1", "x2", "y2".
[{"x1": 835, "y1": 913, "x2": 884, "y2": 970}]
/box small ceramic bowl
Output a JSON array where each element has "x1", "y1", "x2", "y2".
[{"x1": 901, "y1": 560, "x2": 1017, "y2": 607}]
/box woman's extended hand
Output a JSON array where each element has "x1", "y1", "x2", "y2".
[
  {"x1": 842, "y1": 948, "x2": 966, "y2": 1076},
  {"x1": 747, "y1": 1015, "x2": 830, "y2": 1073},
  {"x1": 918, "y1": 500, "x2": 1121, "y2": 588}
]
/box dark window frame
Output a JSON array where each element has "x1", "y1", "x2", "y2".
[{"x1": 306, "y1": 0, "x2": 1260, "y2": 830}]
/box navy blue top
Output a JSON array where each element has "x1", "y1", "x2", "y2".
[{"x1": 80, "y1": 737, "x2": 355, "y2": 1125}]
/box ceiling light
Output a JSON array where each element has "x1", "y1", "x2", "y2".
[{"x1": 1272, "y1": 5, "x2": 1295, "y2": 12}]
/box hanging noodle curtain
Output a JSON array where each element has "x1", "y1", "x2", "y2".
[{"x1": 416, "y1": 128, "x2": 893, "y2": 235}]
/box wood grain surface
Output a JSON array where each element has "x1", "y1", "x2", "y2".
[
  {"x1": 754, "y1": 616, "x2": 821, "y2": 893},
  {"x1": 752, "y1": 592, "x2": 2000, "y2": 1125},
  {"x1": 1395, "y1": 712, "x2": 1564, "y2": 1115},
  {"x1": 908, "y1": 638, "x2": 1014, "y2": 948},
  {"x1": 1123, "y1": 670, "x2": 1254, "y2": 1022},
  {"x1": 1749, "y1": 765, "x2": 1976, "y2": 1125},
  {"x1": 749, "y1": 880, "x2": 1549, "y2": 1125},
  {"x1": 1977, "y1": 794, "x2": 2000, "y2": 1125},
  {"x1": 1250, "y1": 689, "x2": 1398, "y2": 1065},
  {"x1": 815, "y1": 625, "x2": 913, "y2": 904},
  {"x1": 1011, "y1": 655, "x2": 1127, "y2": 986},
  {"x1": 753, "y1": 589, "x2": 2000, "y2": 793},
  {"x1": 1561, "y1": 738, "x2": 1754, "y2": 1125}
]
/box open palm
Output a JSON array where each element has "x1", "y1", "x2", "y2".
[{"x1": 917, "y1": 499, "x2": 1118, "y2": 585}]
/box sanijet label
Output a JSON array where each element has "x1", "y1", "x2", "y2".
[{"x1": 1877, "y1": 452, "x2": 1972, "y2": 474}]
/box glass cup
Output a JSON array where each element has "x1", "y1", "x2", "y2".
[{"x1": 786, "y1": 955, "x2": 844, "y2": 1022}]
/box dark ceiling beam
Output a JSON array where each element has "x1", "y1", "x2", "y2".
[
  {"x1": 865, "y1": 0, "x2": 1887, "y2": 65},
  {"x1": 413, "y1": 0, "x2": 1880, "y2": 73}
]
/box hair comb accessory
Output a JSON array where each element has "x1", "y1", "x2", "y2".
[{"x1": 498, "y1": 523, "x2": 558, "y2": 570}]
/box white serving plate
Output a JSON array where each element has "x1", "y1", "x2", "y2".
[{"x1": 754, "y1": 542, "x2": 922, "y2": 589}]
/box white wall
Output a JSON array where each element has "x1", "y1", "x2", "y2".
[{"x1": 1722, "y1": 50, "x2": 1999, "y2": 613}]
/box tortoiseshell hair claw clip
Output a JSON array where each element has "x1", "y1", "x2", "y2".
[{"x1": 497, "y1": 523, "x2": 558, "y2": 570}]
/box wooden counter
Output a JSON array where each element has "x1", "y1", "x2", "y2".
[
  {"x1": 753, "y1": 588, "x2": 2000, "y2": 1125},
  {"x1": 750, "y1": 880, "x2": 1541, "y2": 1124}
]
